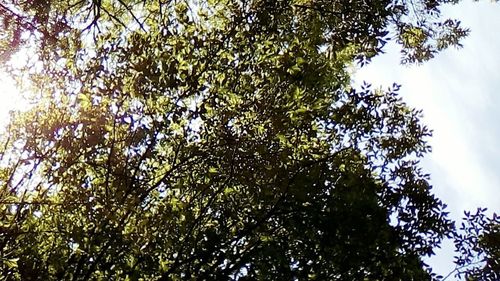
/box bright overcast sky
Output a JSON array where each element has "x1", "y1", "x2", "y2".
[
  {"x1": 356, "y1": 1, "x2": 500, "y2": 278},
  {"x1": 0, "y1": 75, "x2": 20, "y2": 129}
]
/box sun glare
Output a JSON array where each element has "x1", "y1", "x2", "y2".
[{"x1": 0, "y1": 72, "x2": 26, "y2": 131}]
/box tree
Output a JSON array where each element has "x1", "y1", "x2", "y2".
[
  {"x1": 0, "y1": 0, "x2": 489, "y2": 280},
  {"x1": 446, "y1": 209, "x2": 499, "y2": 280}
]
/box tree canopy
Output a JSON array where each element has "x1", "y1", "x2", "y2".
[{"x1": 0, "y1": 0, "x2": 497, "y2": 280}]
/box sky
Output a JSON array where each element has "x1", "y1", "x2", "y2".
[
  {"x1": 355, "y1": 1, "x2": 500, "y2": 278},
  {"x1": 0, "y1": 1, "x2": 498, "y2": 279},
  {"x1": 0, "y1": 75, "x2": 22, "y2": 129}
]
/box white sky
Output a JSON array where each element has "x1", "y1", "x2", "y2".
[
  {"x1": 0, "y1": 74, "x2": 22, "y2": 129},
  {"x1": 356, "y1": 1, "x2": 500, "y2": 279}
]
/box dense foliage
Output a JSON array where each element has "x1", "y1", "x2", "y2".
[{"x1": 0, "y1": 0, "x2": 497, "y2": 280}]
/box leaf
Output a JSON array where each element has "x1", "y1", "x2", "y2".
[{"x1": 4, "y1": 258, "x2": 19, "y2": 268}]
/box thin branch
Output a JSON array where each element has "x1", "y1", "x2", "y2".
[
  {"x1": 442, "y1": 259, "x2": 487, "y2": 281},
  {"x1": 82, "y1": 0, "x2": 101, "y2": 32},
  {"x1": 117, "y1": 0, "x2": 146, "y2": 32},
  {"x1": 0, "y1": 3, "x2": 37, "y2": 30},
  {"x1": 100, "y1": 5, "x2": 128, "y2": 30}
]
